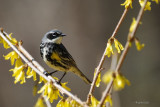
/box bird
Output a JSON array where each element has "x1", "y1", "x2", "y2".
[{"x1": 40, "y1": 29, "x2": 91, "y2": 84}]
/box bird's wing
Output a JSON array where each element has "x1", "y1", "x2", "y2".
[{"x1": 58, "y1": 44, "x2": 77, "y2": 67}]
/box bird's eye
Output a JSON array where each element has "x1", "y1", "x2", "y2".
[{"x1": 47, "y1": 34, "x2": 56, "y2": 40}]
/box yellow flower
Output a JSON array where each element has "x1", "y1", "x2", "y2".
[
  {"x1": 61, "y1": 82, "x2": 71, "y2": 91},
  {"x1": 135, "y1": 39, "x2": 145, "y2": 51},
  {"x1": 0, "y1": 33, "x2": 17, "y2": 48},
  {"x1": 113, "y1": 74, "x2": 130, "y2": 91},
  {"x1": 33, "y1": 83, "x2": 38, "y2": 96},
  {"x1": 103, "y1": 71, "x2": 130, "y2": 91},
  {"x1": 3, "y1": 51, "x2": 19, "y2": 65},
  {"x1": 129, "y1": 18, "x2": 137, "y2": 33},
  {"x1": 102, "y1": 70, "x2": 113, "y2": 84},
  {"x1": 129, "y1": 41, "x2": 132, "y2": 47},
  {"x1": 69, "y1": 99, "x2": 81, "y2": 107},
  {"x1": 35, "y1": 97, "x2": 47, "y2": 107},
  {"x1": 8, "y1": 33, "x2": 18, "y2": 45},
  {"x1": 90, "y1": 95, "x2": 99, "y2": 107},
  {"x1": 26, "y1": 67, "x2": 31, "y2": 75},
  {"x1": 57, "y1": 99, "x2": 66, "y2": 107},
  {"x1": 105, "y1": 42, "x2": 113, "y2": 57},
  {"x1": 39, "y1": 76, "x2": 47, "y2": 84},
  {"x1": 129, "y1": 18, "x2": 142, "y2": 33},
  {"x1": 10, "y1": 65, "x2": 26, "y2": 84},
  {"x1": 104, "y1": 95, "x2": 112, "y2": 106},
  {"x1": 114, "y1": 38, "x2": 124, "y2": 53},
  {"x1": 121, "y1": 0, "x2": 133, "y2": 9},
  {"x1": 60, "y1": 97, "x2": 81, "y2": 107},
  {"x1": 152, "y1": 0, "x2": 160, "y2": 4},
  {"x1": 15, "y1": 58, "x2": 23, "y2": 67},
  {"x1": 27, "y1": 69, "x2": 37, "y2": 81},
  {"x1": 94, "y1": 68, "x2": 101, "y2": 87},
  {"x1": 38, "y1": 82, "x2": 62, "y2": 103},
  {"x1": 139, "y1": 0, "x2": 151, "y2": 11},
  {"x1": 0, "y1": 36, "x2": 10, "y2": 49}
]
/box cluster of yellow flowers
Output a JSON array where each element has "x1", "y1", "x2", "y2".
[
  {"x1": 121, "y1": 0, "x2": 153, "y2": 10},
  {"x1": 3, "y1": 50, "x2": 39, "y2": 84},
  {"x1": 57, "y1": 95, "x2": 112, "y2": 107},
  {"x1": 0, "y1": 33, "x2": 72, "y2": 106},
  {"x1": 37, "y1": 77, "x2": 71, "y2": 103}
]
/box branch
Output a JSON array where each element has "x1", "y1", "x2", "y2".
[
  {"x1": 0, "y1": 30, "x2": 87, "y2": 107},
  {"x1": 43, "y1": 95, "x2": 52, "y2": 107},
  {"x1": 86, "y1": 7, "x2": 129, "y2": 104},
  {"x1": 98, "y1": 0, "x2": 148, "y2": 106}
]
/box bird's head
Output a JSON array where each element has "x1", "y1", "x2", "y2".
[{"x1": 42, "y1": 29, "x2": 66, "y2": 44}]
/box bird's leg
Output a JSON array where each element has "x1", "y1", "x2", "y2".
[
  {"x1": 43, "y1": 70, "x2": 58, "y2": 76},
  {"x1": 58, "y1": 72, "x2": 67, "y2": 85},
  {"x1": 48, "y1": 70, "x2": 58, "y2": 75}
]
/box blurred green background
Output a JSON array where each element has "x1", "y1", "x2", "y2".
[{"x1": 0, "y1": 0, "x2": 160, "y2": 107}]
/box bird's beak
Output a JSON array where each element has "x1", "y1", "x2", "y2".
[{"x1": 61, "y1": 33, "x2": 66, "y2": 37}]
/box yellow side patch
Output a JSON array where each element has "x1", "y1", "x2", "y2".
[{"x1": 51, "y1": 53, "x2": 61, "y2": 61}]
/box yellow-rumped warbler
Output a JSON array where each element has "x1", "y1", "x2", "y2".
[{"x1": 40, "y1": 29, "x2": 91, "y2": 84}]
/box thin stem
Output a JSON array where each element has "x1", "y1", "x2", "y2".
[
  {"x1": 43, "y1": 95, "x2": 52, "y2": 107},
  {"x1": 0, "y1": 31, "x2": 86, "y2": 107},
  {"x1": 111, "y1": 8, "x2": 129, "y2": 38},
  {"x1": 98, "y1": 0, "x2": 148, "y2": 106},
  {"x1": 86, "y1": 8, "x2": 129, "y2": 105}
]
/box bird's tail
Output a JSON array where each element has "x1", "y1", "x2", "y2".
[{"x1": 74, "y1": 68, "x2": 92, "y2": 84}]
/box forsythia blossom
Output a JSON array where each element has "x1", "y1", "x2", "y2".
[
  {"x1": 57, "y1": 99, "x2": 68, "y2": 107},
  {"x1": 103, "y1": 71, "x2": 130, "y2": 91},
  {"x1": 139, "y1": 0, "x2": 151, "y2": 11},
  {"x1": 113, "y1": 74, "x2": 131, "y2": 91},
  {"x1": 102, "y1": 70, "x2": 113, "y2": 84},
  {"x1": 105, "y1": 41, "x2": 113, "y2": 57},
  {"x1": 114, "y1": 38, "x2": 124, "y2": 53},
  {"x1": 135, "y1": 39, "x2": 145, "y2": 51},
  {"x1": 26, "y1": 68, "x2": 37, "y2": 81},
  {"x1": 34, "y1": 97, "x2": 47, "y2": 107},
  {"x1": 4, "y1": 51, "x2": 19, "y2": 65},
  {"x1": 105, "y1": 38, "x2": 124, "y2": 57},
  {"x1": 129, "y1": 18, "x2": 142, "y2": 33},
  {"x1": 121, "y1": 0, "x2": 133, "y2": 9},
  {"x1": 10, "y1": 65, "x2": 26, "y2": 84},
  {"x1": 61, "y1": 82, "x2": 71, "y2": 91},
  {"x1": 38, "y1": 82, "x2": 62, "y2": 103},
  {"x1": 152, "y1": 0, "x2": 160, "y2": 4},
  {"x1": 33, "y1": 84, "x2": 38, "y2": 96},
  {"x1": 104, "y1": 95, "x2": 113, "y2": 107},
  {"x1": 0, "y1": 36, "x2": 10, "y2": 49},
  {"x1": 129, "y1": 18, "x2": 137, "y2": 33},
  {"x1": 94, "y1": 68, "x2": 101, "y2": 87},
  {"x1": 0, "y1": 33, "x2": 18, "y2": 49},
  {"x1": 90, "y1": 95, "x2": 99, "y2": 107},
  {"x1": 8, "y1": 33, "x2": 18, "y2": 45},
  {"x1": 39, "y1": 76, "x2": 47, "y2": 84}
]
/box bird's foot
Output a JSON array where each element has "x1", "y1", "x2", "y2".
[{"x1": 57, "y1": 80, "x2": 62, "y2": 86}]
